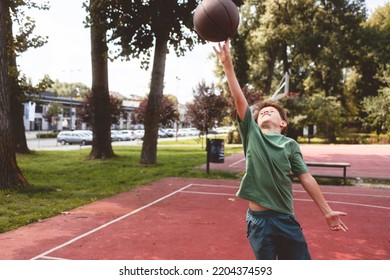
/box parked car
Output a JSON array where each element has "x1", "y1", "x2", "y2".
[
  {"x1": 133, "y1": 130, "x2": 144, "y2": 140},
  {"x1": 111, "y1": 131, "x2": 120, "y2": 141},
  {"x1": 158, "y1": 128, "x2": 169, "y2": 138},
  {"x1": 114, "y1": 130, "x2": 135, "y2": 141},
  {"x1": 57, "y1": 131, "x2": 93, "y2": 145},
  {"x1": 215, "y1": 126, "x2": 235, "y2": 134},
  {"x1": 73, "y1": 130, "x2": 92, "y2": 136},
  {"x1": 165, "y1": 128, "x2": 176, "y2": 137},
  {"x1": 187, "y1": 128, "x2": 200, "y2": 136}
]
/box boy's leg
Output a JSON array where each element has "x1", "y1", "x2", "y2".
[
  {"x1": 272, "y1": 214, "x2": 311, "y2": 260},
  {"x1": 246, "y1": 210, "x2": 311, "y2": 260},
  {"x1": 246, "y1": 209, "x2": 277, "y2": 260}
]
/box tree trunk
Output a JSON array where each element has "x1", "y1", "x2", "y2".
[
  {"x1": 5, "y1": 3, "x2": 30, "y2": 154},
  {"x1": 264, "y1": 47, "x2": 277, "y2": 96},
  {"x1": 10, "y1": 61, "x2": 30, "y2": 154},
  {"x1": 140, "y1": 36, "x2": 168, "y2": 164},
  {"x1": 88, "y1": 0, "x2": 114, "y2": 160},
  {"x1": 0, "y1": 0, "x2": 28, "y2": 189},
  {"x1": 11, "y1": 96, "x2": 30, "y2": 154}
]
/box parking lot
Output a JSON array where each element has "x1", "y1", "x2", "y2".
[{"x1": 25, "y1": 130, "x2": 203, "y2": 151}]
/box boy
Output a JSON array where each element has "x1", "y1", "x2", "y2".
[{"x1": 214, "y1": 40, "x2": 348, "y2": 260}]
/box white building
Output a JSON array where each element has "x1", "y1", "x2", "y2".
[{"x1": 23, "y1": 92, "x2": 141, "y2": 132}]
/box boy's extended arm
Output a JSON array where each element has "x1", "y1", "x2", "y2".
[
  {"x1": 297, "y1": 172, "x2": 348, "y2": 232},
  {"x1": 213, "y1": 40, "x2": 248, "y2": 120}
]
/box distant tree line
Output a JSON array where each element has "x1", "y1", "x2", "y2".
[{"x1": 219, "y1": 0, "x2": 390, "y2": 143}]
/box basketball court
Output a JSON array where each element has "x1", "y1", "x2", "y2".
[{"x1": 0, "y1": 172, "x2": 389, "y2": 260}]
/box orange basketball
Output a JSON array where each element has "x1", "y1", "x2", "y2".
[{"x1": 193, "y1": 0, "x2": 240, "y2": 42}]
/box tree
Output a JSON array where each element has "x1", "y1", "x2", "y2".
[
  {"x1": 135, "y1": 95, "x2": 179, "y2": 128},
  {"x1": 297, "y1": 92, "x2": 345, "y2": 143},
  {"x1": 221, "y1": 0, "x2": 369, "y2": 140},
  {"x1": 108, "y1": 1, "x2": 245, "y2": 164},
  {"x1": 134, "y1": 0, "x2": 200, "y2": 164},
  {"x1": 8, "y1": 1, "x2": 51, "y2": 153},
  {"x1": 49, "y1": 80, "x2": 90, "y2": 98},
  {"x1": 186, "y1": 81, "x2": 229, "y2": 136},
  {"x1": 43, "y1": 102, "x2": 63, "y2": 130},
  {"x1": 240, "y1": 0, "x2": 366, "y2": 98},
  {"x1": 0, "y1": 0, "x2": 28, "y2": 189},
  {"x1": 78, "y1": 92, "x2": 126, "y2": 127},
  {"x1": 85, "y1": 0, "x2": 114, "y2": 159},
  {"x1": 361, "y1": 65, "x2": 390, "y2": 134}
]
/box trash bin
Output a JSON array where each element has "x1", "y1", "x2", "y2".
[{"x1": 209, "y1": 139, "x2": 224, "y2": 163}]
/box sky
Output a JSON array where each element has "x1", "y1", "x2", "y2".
[{"x1": 17, "y1": 0, "x2": 389, "y2": 104}]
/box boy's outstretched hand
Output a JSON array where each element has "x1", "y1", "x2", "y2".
[
  {"x1": 325, "y1": 211, "x2": 348, "y2": 232},
  {"x1": 213, "y1": 39, "x2": 233, "y2": 68}
]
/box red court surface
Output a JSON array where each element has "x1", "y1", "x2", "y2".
[
  {"x1": 0, "y1": 177, "x2": 389, "y2": 260},
  {"x1": 202, "y1": 144, "x2": 390, "y2": 180}
]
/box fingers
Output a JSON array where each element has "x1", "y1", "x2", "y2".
[
  {"x1": 330, "y1": 219, "x2": 348, "y2": 232},
  {"x1": 340, "y1": 220, "x2": 348, "y2": 231},
  {"x1": 331, "y1": 224, "x2": 348, "y2": 232},
  {"x1": 327, "y1": 211, "x2": 348, "y2": 232},
  {"x1": 213, "y1": 40, "x2": 228, "y2": 54}
]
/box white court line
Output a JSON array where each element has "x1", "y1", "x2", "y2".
[
  {"x1": 295, "y1": 198, "x2": 390, "y2": 210},
  {"x1": 376, "y1": 153, "x2": 390, "y2": 159},
  {"x1": 228, "y1": 157, "x2": 245, "y2": 167},
  {"x1": 183, "y1": 189, "x2": 390, "y2": 210},
  {"x1": 182, "y1": 191, "x2": 235, "y2": 196},
  {"x1": 190, "y1": 183, "x2": 239, "y2": 189},
  {"x1": 192, "y1": 185, "x2": 390, "y2": 199},
  {"x1": 182, "y1": 185, "x2": 390, "y2": 210},
  {"x1": 39, "y1": 256, "x2": 69, "y2": 260},
  {"x1": 30, "y1": 182, "x2": 389, "y2": 260},
  {"x1": 294, "y1": 190, "x2": 390, "y2": 199},
  {"x1": 30, "y1": 183, "x2": 194, "y2": 260}
]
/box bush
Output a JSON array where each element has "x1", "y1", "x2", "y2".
[
  {"x1": 226, "y1": 129, "x2": 241, "y2": 144},
  {"x1": 36, "y1": 132, "x2": 58, "y2": 139},
  {"x1": 368, "y1": 133, "x2": 390, "y2": 144}
]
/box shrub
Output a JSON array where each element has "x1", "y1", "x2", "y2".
[
  {"x1": 226, "y1": 129, "x2": 241, "y2": 144},
  {"x1": 36, "y1": 132, "x2": 58, "y2": 139}
]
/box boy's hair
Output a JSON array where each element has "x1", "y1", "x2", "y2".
[{"x1": 253, "y1": 100, "x2": 289, "y2": 135}]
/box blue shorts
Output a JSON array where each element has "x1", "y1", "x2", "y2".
[{"x1": 246, "y1": 209, "x2": 311, "y2": 260}]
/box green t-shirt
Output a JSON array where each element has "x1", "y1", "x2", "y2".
[{"x1": 237, "y1": 107, "x2": 308, "y2": 215}]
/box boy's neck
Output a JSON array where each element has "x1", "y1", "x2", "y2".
[
  {"x1": 260, "y1": 124, "x2": 282, "y2": 134},
  {"x1": 261, "y1": 128, "x2": 282, "y2": 134}
]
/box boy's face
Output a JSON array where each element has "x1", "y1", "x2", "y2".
[{"x1": 256, "y1": 106, "x2": 287, "y2": 133}]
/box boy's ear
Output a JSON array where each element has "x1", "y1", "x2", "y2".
[{"x1": 280, "y1": 120, "x2": 287, "y2": 128}]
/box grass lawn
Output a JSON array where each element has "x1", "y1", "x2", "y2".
[{"x1": 0, "y1": 144, "x2": 241, "y2": 233}]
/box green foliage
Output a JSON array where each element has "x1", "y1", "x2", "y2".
[
  {"x1": 361, "y1": 65, "x2": 390, "y2": 133},
  {"x1": 226, "y1": 129, "x2": 242, "y2": 144},
  {"x1": 223, "y1": 0, "x2": 390, "y2": 140},
  {"x1": 10, "y1": 0, "x2": 50, "y2": 54},
  {"x1": 48, "y1": 80, "x2": 90, "y2": 98},
  {"x1": 36, "y1": 132, "x2": 58, "y2": 139},
  {"x1": 361, "y1": 93, "x2": 390, "y2": 133},
  {"x1": 135, "y1": 95, "x2": 179, "y2": 128},
  {"x1": 91, "y1": 0, "x2": 203, "y2": 67},
  {"x1": 234, "y1": 0, "x2": 366, "y2": 98},
  {"x1": 78, "y1": 92, "x2": 126, "y2": 126},
  {"x1": 42, "y1": 102, "x2": 63, "y2": 124},
  {"x1": 186, "y1": 81, "x2": 229, "y2": 134},
  {"x1": 294, "y1": 92, "x2": 345, "y2": 143}
]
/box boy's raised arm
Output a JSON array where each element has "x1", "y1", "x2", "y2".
[{"x1": 214, "y1": 40, "x2": 248, "y2": 121}]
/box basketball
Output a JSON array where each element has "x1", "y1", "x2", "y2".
[{"x1": 193, "y1": 0, "x2": 240, "y2": 42}]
